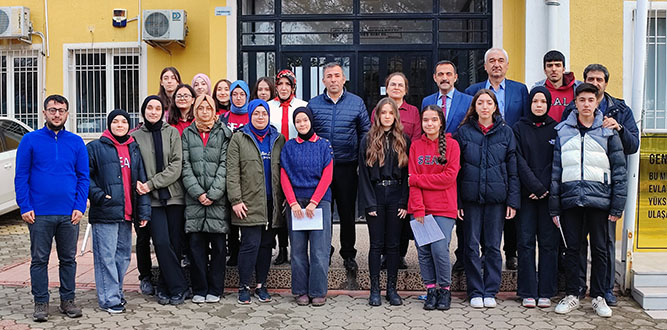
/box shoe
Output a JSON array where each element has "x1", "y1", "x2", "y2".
[
  {"x1": 604, "y1": 290, "x2": 618, "y2": 306},
  {"x1": 104, "y1": 304, "x2": 125, "y2": 314},
  {"x1": 369, "y1": 276, "x2": 381, "y2": 306},
  {"x1": 311, "y1": 297, "x2": 326, "y2": 306},
  {"x1": 452, "y1": 259, "x2": 464, "y2": 273},
  {"x1": 59, "y1": 299, "x2": 82, "y2": 318},
  {"x1": 385, "y1": 275, "x2": 402, "y2": 306},
  {"x1": 156, "y1": 291, "x2": 170, "y2": 305},
  {"x1": 483, "y1": 297, "x2": 497, "y2": 308},
  {"x1": 436, "y1": 288, "x2": 451, "y2": 310},
  {"x1": 537, "y1": 298, "x2": 551, "y2": 308},
  {"x1": 274, "y1": 247, "x2": 289, "y2": 265},
  {"x1": 522, "y1": 298, "x2": 536, "y2": 308},
  {"x1": 296, "y1": 294, "x2": 309, "y2": 306},
  {"x1": 205, "y1": 294, "x2": 220, "y2": 303},
  {"x1": 592, "y1": 296, "x2": 612, "y2": 317},
  {"x1": 506, "y1": 256, "x2": 518, "y2": 270},
  {"x1": 238, "y1": 287, "x2": 251, "y2": 304},
  {"x1": 192, "y1": 295, "x2": 206, "y2": 304},
  {"x1": 329, "y1": 246, "x2": 335, "y2": 266},
  {"x1": 140, "y1": 278, "x2": 155, "y2": 296},
  {"x1": 255, "y1": 286, "x2": 271, "y2": 302},
  {"x1": 170, "y1": 291, "x2": 186, "y2": 305},
  {"x1": 423, "y1": 288, "x2": 438, "y2": 310},
  {"x1": 470, "y1": 297, "x2": 484, "y2": 308},
  {"x1": 226, "y1": 255, "x2": 238, "y2": 267},
  {"x1": 33, "y1": 302, "x2": 48, "y2": 322},
  {"x1": 120, "y1": 298, "x2": 127, "y2": 306},
  {"x1": 380, "y1": 256, "x2": 387, "y2": 270},
  {"x1": 343, "y1": 257, "x2": 358, "y2": 272},
  {"x1": 398, "y1": 257, "x2": 408, "y2": 270},
  {"x1": 555, "y1": 295, "x2": 580, "y2": 314}
]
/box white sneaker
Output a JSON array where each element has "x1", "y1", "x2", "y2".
[
  {"x1": 592, "y1": 296, "x2": 612, "y2": 317},
  {"x1": 470, "y1": 297, "x2": 484, "y2": 308},
  {"x1": 537, "y1": 298, "x2": 551, "y2": 308},
  {"x1": 483, "y1": 297, "x2": 497, "y2": 308},
  {"x1": 522, "y1": 298, "x2": 536, "y2": 308},
  {"x1": 555, "y1": 295, "x2": 580, "y2": 314},
  {"x1": 192, "y1": 295, "x2": 205, "y2": 303},
  {"x1": 205, "y1": 294, "x2": 220, "y2": 303}
]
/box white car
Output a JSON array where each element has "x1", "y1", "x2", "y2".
[{"x1": 0, "y1": 118, "x2": 32, "y2": 215}]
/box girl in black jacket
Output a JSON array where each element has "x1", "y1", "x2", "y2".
[
  {"x1": 512, "y1": 87, "x2": 558, "y2": 308},
  {"x1": 87, "y1": 109, "x2": 151, "y2": 314}
]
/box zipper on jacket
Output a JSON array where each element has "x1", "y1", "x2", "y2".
[
  {"x1": 54, "y1": 133, "x2": 59, "y2": 161},
  {"x1": 580, "y1": 134, "x2": 585, "y2": 203}
]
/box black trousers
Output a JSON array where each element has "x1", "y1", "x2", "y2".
[
  {"x1": 275, "y1": 227, "x2": 288, "y2": 249},
  {"x1": 503, "y1": 217, "x2": 517, "y2": 258},
  {"x1": 150, "y1": 205, "x2": 187, "y2": 296},
  {"x1": 366, "y1": 184, "x2": 402, "y2": 278},
  {"x1": 228, "y1": 224, "x2": 240, "y2": 260},
  {"x1": 454, "y1": 218, "x2": 465, "y2": 265},
  {"x1": 331, "y1": 163, "x2": 359, "y2": 259},
  {"x1": 189, "y1": 232, "x2": 226, "y2": 297},
  {"x1": 134, "y1": 221, "x2": 152, "y2": 281}
]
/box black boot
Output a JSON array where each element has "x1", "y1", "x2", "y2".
[
  {"x1": 274, "y1": 247, "x2": 289, "y2": 265},
  {"x1": 369, "y1": 276, "x2": 381, "y2": 306},
  {"x1": 385, "y1": 275, "x2": 402, "y2": 306},
  {"x1": 423, "y1": 288, "x2": 438, "y2": 310},
  {"x1": 437, "y1": 288, "x2": 451, "y2": 310}
]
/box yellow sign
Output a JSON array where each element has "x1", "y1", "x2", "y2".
[{"x1": 636, "y1": 135, "x2": 667, "y2": 250}]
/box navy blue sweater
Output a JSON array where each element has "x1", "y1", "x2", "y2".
[
  {"x1": 280, "y1": 137, "x2": 333, "y2": 202},
  {"x1": 15, "y1": 126, "x2": 90, "y2": 216}
]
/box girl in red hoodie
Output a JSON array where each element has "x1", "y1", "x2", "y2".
[{"x1": 408, "y1": 105, "x2": 460, "y2": 311}]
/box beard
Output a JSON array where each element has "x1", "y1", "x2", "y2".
[{"x1": 46, "y1": 121, "x2": 65, "y2": 131}]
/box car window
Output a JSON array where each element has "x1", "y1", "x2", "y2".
[{"x1": 0, "y1": 120, "x2": 29, "y2": 151}]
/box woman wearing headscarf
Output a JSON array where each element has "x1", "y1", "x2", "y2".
[
  {"x1": 131, "y1": 96, "x2": 188, "y2": 305},
  {"x1": 191, "y1": 73, "x2": 212, "y2": 97},
  {"x1": 181, "y1": 94, "x2": 233, "y2": 304},
  {"x1": 220, "y1": 80, "x2": 251, "y2": 132},
  {"x1": 87, "y1": 109, "x2": 151, "y2": 313},
  {"x1": 227, "y1": 99, "x2": 285, "y2": 304}
]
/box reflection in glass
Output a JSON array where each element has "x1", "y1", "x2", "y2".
[
  {"x1": 360, "y1": 0, "x2": 431, "y2": 13},
  {"x1": 360, "y1": 20, "x2": 431, "y2": 44},
  {"x1": 441, "y1": 0, "x2": 488, "y2": 13},
  {"x1": 242, "y1": 0, "x2": 274, "y2": 15},
  {"x1": 439, "y1": 19, "x2": 488, "y2": 44},
  {"x1": 282, "y1": 0, "x2": 352, "y2": 14},
  {"x1": 282, "y1": 21, "x2": 353, "y2": 45},
  {"x1": 242, "y1": 22, "x2": 275, "y2": 46}
]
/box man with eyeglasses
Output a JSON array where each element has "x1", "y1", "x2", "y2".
[{"x1": 15, "y1": 94, "x2": 90, "y2": 322}]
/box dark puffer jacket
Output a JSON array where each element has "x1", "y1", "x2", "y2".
[
  {"x1": 455, "y1": 117, "x2": 520, "y2": 209},
  {"x1": 549, "y1": 110, "x2": 627, "y2": 217},
  {"x1": 87, "y1": 136, "x2": 151, "y2": 223},
  {"x1": 181, "y1": 121, "x2": 233, "y2": 234},
  {"x1": 308, "y1": 89, "x2": 371, "y2": 164}
]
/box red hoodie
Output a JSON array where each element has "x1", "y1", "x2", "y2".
[
  {"x1": 545, "y1": 72, "x2": 577, "y2": 122},
  {"x1": 102, "y1": 130, "x2": 134, "y2": 221},
  {"x1": 408, "y1": 133, "x2": 460, "y2": 219}
]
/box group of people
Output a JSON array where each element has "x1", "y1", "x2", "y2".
[{"x1": 14, "y1": 46, "x2": 638, "y2": 322}]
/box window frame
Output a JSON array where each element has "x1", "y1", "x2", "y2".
[{"x1": 0, "y1": 45, "x2": 44, "y2": 130}]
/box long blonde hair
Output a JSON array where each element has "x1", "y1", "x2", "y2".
[{"x1": 365, "y1": 97, "x2": 408, "y2": 168}]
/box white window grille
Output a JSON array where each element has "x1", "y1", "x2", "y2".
[
  {"x1": 645, "y1": 9, "x2": 667, "y2": 131},
  {"x1": 66, "y1": 46, "x2": 141, "y2": 135},
  {"x1": 0, "y1": 48, "x2": 42, "y2": 130}
]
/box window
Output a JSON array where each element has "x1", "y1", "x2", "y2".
[
  {"x1": 0, "y1": 49, "x2": 42, "y2": 130},
  {"x1": 0, "y1": 119, "x2": 29, "y2": 151},
  {"x1": 645, "y1": 10, "x2": 667, "y2": 131},
  {"x1": 66, "y1": 47, "x2": 141, "y2": 134}
]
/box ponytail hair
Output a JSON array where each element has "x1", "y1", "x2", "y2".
[{"x1": 421, "y1": 105, "x2": 448, "y2": 165}]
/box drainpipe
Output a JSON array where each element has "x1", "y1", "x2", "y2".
[
  {"x1": 623, "y1": 0, "x2": 648, "y2": 293},
  {"x1": 545, "y1": 0, "x2": 560, "y2": 51}
]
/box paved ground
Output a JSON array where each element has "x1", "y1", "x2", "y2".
[{"x1": 0, "y1": 211, "x2": 666, "y2": 329}]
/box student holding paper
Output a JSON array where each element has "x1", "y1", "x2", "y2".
[
  {"x1": 456, "y1": 89, "x2": 520, "y2": 309},
  {"x1": 407, "y1": 105, "x2": 461, "y2": 311},
  {"x1": 280, "y1": 107, "x2": 334, "y2": 306},
  {"x1": 359, "y1": 97, "x2": 410, "y2": 307}
]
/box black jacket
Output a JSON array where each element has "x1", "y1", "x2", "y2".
[
  {"x1": 512, "y1": 116, "x2": 558, "y2": 197},
  {"x1": 87, "y1": 136, "x2": 151, "y2": 223},
  {"x1": 455, "y1": 117, "x2": 520, "y2": 209}
]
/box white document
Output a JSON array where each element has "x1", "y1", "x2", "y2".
[
  {"x1": 410, "y1": 214, "x2": 446, "y2": 246},
  {"x1": 291, "y1": 208, "x2": 323, "y2": 231}
]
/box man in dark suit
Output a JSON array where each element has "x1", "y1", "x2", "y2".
[
  {"x1": 422, "y1": 60, "x2": 473, "y2": 133},
  {"x1": 464, "y1": 48, "x2": 529, "y2": 270},
  {"x1": 421, "y1": 60, "x2": 473, "y2": 273}
]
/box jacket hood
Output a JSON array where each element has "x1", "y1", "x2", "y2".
[{"x1": 102, "y1": 129, "x2": 135, "y2": 146}]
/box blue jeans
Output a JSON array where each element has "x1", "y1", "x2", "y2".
[
  {"x1": 288, "y1": 200, "x2": 332, "y2": 298},
  {"x1": 92, "y1": 221, "x2": 132, "y2": 309},
  {"x1": 463, "y1": 203, "x2": 504, "y2": 298},
  {"x1": 28, "y1": 215, "x2": 79, "y2": 303},
  {"x1": 414, "y1": 216, "x2": 455, "y2": 287}
]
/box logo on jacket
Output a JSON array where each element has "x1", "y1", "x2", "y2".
[{"x1": 119, "y1": 156, "x2": 131, "y2": 169}]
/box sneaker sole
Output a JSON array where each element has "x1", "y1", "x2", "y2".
[
  {"x1": 237, "y1": 300, "x2": 251, "y2": 304},
  {"x1": 105, "y1": 309, "x2": 124, "y2": 314},
  {"x1": 58, "y1": 307, "x2": 82, "y2": 318},
  {"x1": 32, "y1": 315, "x2": 48, "y2": 322}
]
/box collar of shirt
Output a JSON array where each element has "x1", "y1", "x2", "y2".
[
  {"x1": 296, "y1": 134, "x2": 319, "y2": 144},
  {"x1": 485, "y1": 79, "x2": 506, "y2": 92},
  {"x1": 326, "y1": 90, "x2": 345, "y2": 104}
]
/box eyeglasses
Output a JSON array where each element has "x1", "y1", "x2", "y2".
[
  {"x1": 45, "y1": 107, "x2": 68, "y2": 114},
  {"x1": 175, "y1": 94, "x2": 192, "y2": 99}
]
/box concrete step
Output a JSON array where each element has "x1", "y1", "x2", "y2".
[
  {"x1": 632, "y1": 286, "x2": 667, "y2": 310},
  {"x1": 632, "y1": 270, "x2": 667, "y2": 288}
]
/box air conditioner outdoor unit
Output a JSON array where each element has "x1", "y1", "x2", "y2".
[
  {"x1": 142, "y1": 9, "x2": 186, "y2": 42},
  {"x1": 0, "y1": 7, "x2": 31, "y2": 39}
]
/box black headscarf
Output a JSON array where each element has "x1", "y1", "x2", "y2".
[
  {"x1": 107, "y1": 109, "x2": 131, "y2": 143},
  {"x1": 528, "y1": 86, "x2": 552, "y2": 123},
  {"x1": 140, "y1": 95, "x2": 171, "y2": 205},
  {"x1": 292, "y1": 107, "x2": 315, "y2": 141}
]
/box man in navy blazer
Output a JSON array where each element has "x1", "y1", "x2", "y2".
[
  {"x1": 464, "y1": 48, "x2": 529, "y2": 128},
  {"x1": 421, "y1": 60, "x2": 473, "y2": 133},
  {"x1": 464, "y1": 48, "x2": 529, "y2": 270}
]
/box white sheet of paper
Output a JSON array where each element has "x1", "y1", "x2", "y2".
[
  {"x1": 291, "y1": 208, "x2": 323, "y2": 231},
  {"x1": 410, "y1": 214, "x2": 445, "y2": 246}
]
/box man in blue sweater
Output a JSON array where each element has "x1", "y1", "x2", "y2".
[
  {"x1": 308, "y1": 62, "x2": 370, "y2": 272},
  {"x1": 15, "y1": 95, "x2": 90, "y2": 322}
]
